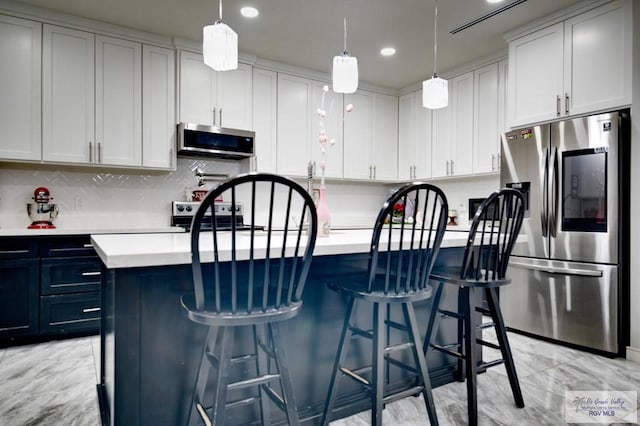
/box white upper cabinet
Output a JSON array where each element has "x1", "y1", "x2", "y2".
[
  {"x1": 344, "y1": 90, "x2": 398, "y2": 181},
  {"x1": 398, "y1": 90, "x2": 432, "y2": 181},
  {"x1": 0, "y1": 15, "x2": 41, "y2": 161},
  {"x1": 311, "y1": 81, "x2": 343, "y2": 179},
  {"x1": 472, "y1": 62, "x2": 501, "y2": 174},
  {"x1": 142, "y1": 45, "x2": 175, "y2": 170},
  {"x1": 95, "y1": 35, "x2": 142, "y2": 167},
  {"x1": 42, "y1": 26, "x2": 144, "y2": 167},
  {"x1": 252, "y1": 68, "x2": 277, "y2": 173},
  {"x1": 563, "y1": 0, "x2": 631, "y2": 116},
  {"x1": 179, "y1": 50, "x2": 252, "y2": 130},
  {"x1": 432, "y1": 72, "x2": 473, "y2": 178},
  {"x1": 508, "y1": 0, "x2": 631, "y2": 127},
  {"x1": 42, "y1": 24, "x2": 95, "y2": 164},
  {"x1": 276, "y1": 73, "x2": 312, "y2": 177}
]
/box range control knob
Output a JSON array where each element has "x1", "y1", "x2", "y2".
[
  {"x1": 186, "y1": 205, "x2": 193, "y2": 212},
  {"x1": 177, "y1": 205, "x2": 184, "y2": 212}
]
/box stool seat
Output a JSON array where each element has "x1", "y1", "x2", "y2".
[
  {"x1": 430, "y1": 266, "x2": 511, "y2": 288},
  {"x1": 328, "y1": 277, "x2": 434, "y2": 303}
]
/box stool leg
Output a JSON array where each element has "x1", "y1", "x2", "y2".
[
  {"x1": 188, "y1": 326, "x2": 218, "y2": 426},
  {"x1": 321, "y1": 297, "x2": 356, "y2": 426},
  {"x1": 403, "y1": 302, "x2": 439, "y2": 426},
  {"x1": 372, "y1": 302, "x2": 385, "y2": 426},
  {"x1": 254, "y1": 324, "x2": 272, "y2": 426},
  {"x1": 462, "y1": 288, "x2": 478, "y2": 426},
  {"x1": 457, "y1": 287, "x2": 466, "y2": 383},
  {"x1": 485, "y1": 287, "x2": 524, "y2": 408},
  {"x1": 422, "y1": 281, "x2": 445, "y2": 355},
  {"x1": 269, "y1": 322, "x2": 300, "y2": 426},
  {"x1": 210, "y1": 327, "x2": 234, "y2": 426}
]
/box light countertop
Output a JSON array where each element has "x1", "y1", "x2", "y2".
[
  {"x1": 91, "y1": 229, "x2": 473, "y2": 269},
  {"x1": 0, "y1": 226, "x2": 186, "y2": 237}
]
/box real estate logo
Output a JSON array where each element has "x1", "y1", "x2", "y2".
[{"x1": 565, "y1": 390, "x2": 637, "y2": 424}]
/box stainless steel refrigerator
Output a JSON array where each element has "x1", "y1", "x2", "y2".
[{"x1": 500, "y1": 110, "x2": 629, "y2": 356}]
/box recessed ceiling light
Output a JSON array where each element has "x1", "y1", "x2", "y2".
[
  {"x1": 241, "y1": 6, "x2": 259, "y2": 18},
  {"x1": 380, "y1": 47, "x2": 396, "y2": 57}
]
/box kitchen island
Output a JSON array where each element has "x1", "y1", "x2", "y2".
[{"x1": 92, "y1": 230, "x2": 471, "y2": 425}]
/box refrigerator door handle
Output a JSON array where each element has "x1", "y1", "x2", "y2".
[
  {"x1": 541, "y1": 147, "x2": 549, "y2": 237},
  {"x1": 549, "y1": 147, "x2": 559, "y2": 237},
  {"x1": 509, "y1": 261, "x2": 603, "y2": 277}
]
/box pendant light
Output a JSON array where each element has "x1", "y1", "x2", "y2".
[
  {"x1": 332, "y1": 17, "x2": 358, "y2": 94},
  {"x1": 423, "y1": 0, "x2": 448, "y2": 109},
  {"x1": 203, "y1": 0, "x2": 238, "y2": 71}
]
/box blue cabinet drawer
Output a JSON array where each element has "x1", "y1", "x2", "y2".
[
  {"x1": 41, "y1": 257, "x2": 102, "y2": 295},
  {"x1": 0, "y1": 238, "x2": 38, "y2": 260},
  {"x1": 39, "y1": 292, "x2": 100, "y2": 335},
  {"x1": 40, "y1": 236, "x2": 96, "y2": 257}
]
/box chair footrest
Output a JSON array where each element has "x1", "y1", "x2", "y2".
[
  {"x1": 262, "y1": 384, "x2": 286, "y2": 412},
  {"x1": 479, "y1": 358, "x2": 505, "y2": 370},
  {"x1": 479, "y1": 321, "x2": 495, "y2": 329},
  {"x1": 476, "y1": 307, "x2": 492, "y2": 316},
  {"x1": 384, "y1": 341, "x2": 414, "y2": 354},
  {"x1": 385, "y1": 319, "x2": 408, "y2": 332},
  {"x1": 228, "y1": 374, "x2": 280, "y2": 391},
  {"x1": 383, "y1": 386, "x2": 424, "y2": 405},
  {"x1": 226, "y1": 396, "x2": 259, "y2": 409},
  {"x1": 431, "y1": 343, "x2": 463, "y2": 359},
  {"x1": 478, "y1": 339, "x2": 500, "y2": 350},
  {"x1": 349, "y1": 325, "x2": 374, "y2": 340},
  {"x1": 196, "y1": 402, "x2": 213, "y2": 426},
  {"x1": 386, "y1": 356, "x2": 419, "y2": 376},
  {"x1": 340, "y1": 366, "x2": 372, "y2": 388},
  {"x1": 439, "y1": 309, "x2": 463, "y2": 319}
]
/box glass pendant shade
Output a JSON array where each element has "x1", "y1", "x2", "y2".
[
  {"x1": 203, "y1": 21, "x2": 238, "y2": 71},
  {"x1": 332, "y1": 54, "x2": 358, "y2": 94},
  {"x1": 423, "y1": 75, "x2": 448, "y2": 109}
]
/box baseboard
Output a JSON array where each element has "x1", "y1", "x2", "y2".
[{"x1": 626, "y1": 346, "x2": 640, "y2": 362}]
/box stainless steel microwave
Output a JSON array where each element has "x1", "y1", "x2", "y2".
[{"x1": 177, "y1": 122, "x2": 255, "y2": 159}]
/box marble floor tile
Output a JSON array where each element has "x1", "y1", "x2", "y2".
[{"x1": 2, "y1": 332, "x2": 639, "y2": 426}]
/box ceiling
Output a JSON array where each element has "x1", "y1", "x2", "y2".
[{"x1": 12, "y1": 0, "x2": 592, "y2": 89}]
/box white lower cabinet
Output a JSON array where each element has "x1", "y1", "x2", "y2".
[
  {"x1": 398, "y1": 90, "x2": 432, "y2": 181},
  {"x1": 252, "y1": 68, "x2": 277, "y2": 173},
  {"x1": 344, "y1": 90, "x2": 398, "y2": 181},
  {"x1": 0, "y1": 14, "x2": 41, "y2": 161},
  {"x1": 142, "y1": 45, "x2": 175, "y2": 170}
]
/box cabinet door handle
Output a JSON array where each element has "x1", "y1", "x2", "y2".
[
  {"x1": 89, "y1": 142, "x2": 93, "y2": 162},
  {"x1": 491, "y1": 154, "x2": 496, "y2": 171},
  {"x1": 373, "y1": 165, "x2": 376, "y2": 179},
  {"x1": 83, "y1": 307, "x2": 101, "y2": 313},
  {"x1": 556, "y1": 95, "x2": 561, "y2": 116},
  {"x1": 83, "y1": 243, "x2": 94, "y2": 248},
  {"x1": 445, "y1": 160, "x2": 449, "y2": 175},
  {"x1": 219, "y1": 108, "x2": 223, "y2": 127},
  {"x1": 97, "y1": 142, "x2": 102, "y2": 163},
  {"x1": 565, "y1": 93, "x2": 569, "y2": 115},
  {"x1": 212, "y1": 107, "x2": 217, "y2": 126},
  {"x1": 82, "y1": 271, "x2": 101, "y2": 277},
  {"x1": 451, "y1": 160, "x2": 455, "y2": 175},
  {"x1": 413, "y1": 165, "x2": 417, "y2": 179},
  {"x1": 369, "y1": 165, "x2": 372, "y2": 179},
  {"x1": 0, "y1": 249, "x2": 30, "y2": 255}
]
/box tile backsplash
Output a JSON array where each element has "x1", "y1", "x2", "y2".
[{"x1": 0, "y1": 159, "x2": 499, "y2": 230}]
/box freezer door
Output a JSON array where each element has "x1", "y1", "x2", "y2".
[
  {"x1": 501, "y1": 256, "x2": 618, "y2": 354},
  {"x1": 549, "y1": 112, "x2": 620, "y2": 263},
  {"x1": 501, "y1": 125, "x2": 549, "y2": 258}
]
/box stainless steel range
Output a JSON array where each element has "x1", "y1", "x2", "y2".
[{"x1": 171, "y1": 201, "x2": 260, "y2": 231}]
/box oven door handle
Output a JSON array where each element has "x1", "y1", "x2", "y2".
[{"x1": 509, "y1": 261, "x2": 603, "y2": 277}]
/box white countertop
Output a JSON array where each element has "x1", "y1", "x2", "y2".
[
  {"x1": 91, "y1": 229, "x2": 472, "y2": 269},
  {"x1": 0, "y1": 226, "x2": 185, "y2": 237}
]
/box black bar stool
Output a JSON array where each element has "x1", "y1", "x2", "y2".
[
  {"x1": 423, "y1": 188, "x2": 526, "y2": 426},
  {"x1": 321, "y1": 183, "x2": 448, "y2": 426},
  {"x1": 181, "y1": 173, "x2": 318, "y2": 426}
]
